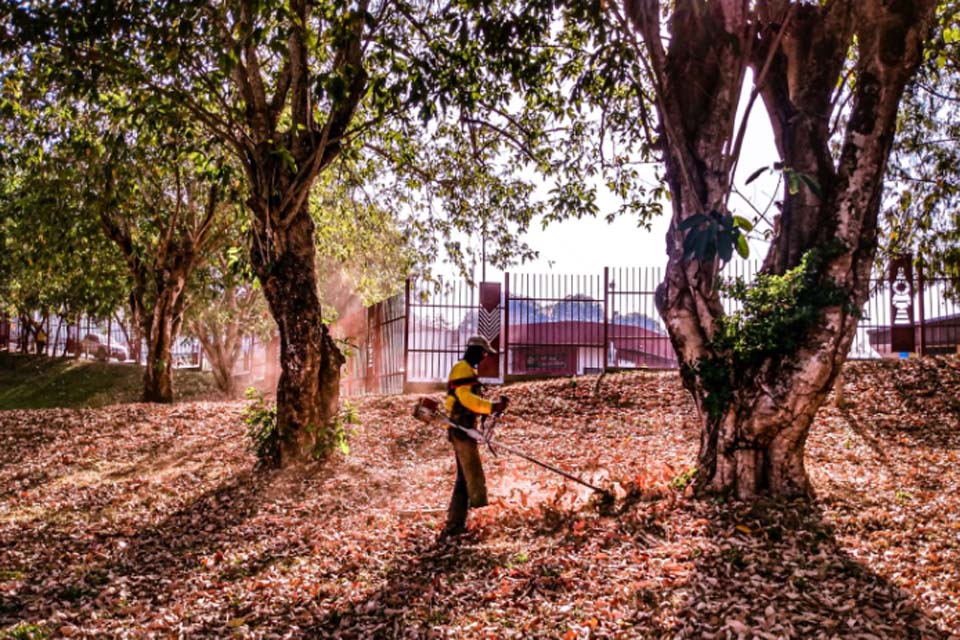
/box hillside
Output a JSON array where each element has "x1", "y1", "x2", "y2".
[
  {"x1": 0, "y1": 357, "x2": 958, "y2": 638},
  {"x1": 0, "y1": 353, "x2": 224, "y2": 409}
]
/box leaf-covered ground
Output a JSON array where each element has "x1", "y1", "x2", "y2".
[{"x1": 1, "y1": 357, "x2": 958, "y2": 638}]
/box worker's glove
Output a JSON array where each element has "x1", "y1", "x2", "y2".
[{"x1": 491, "y1": 394, "x2": 509, "y2": 415}]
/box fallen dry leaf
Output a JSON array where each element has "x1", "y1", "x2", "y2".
[{"x1": 0, "y1": 357, "x2": 957, "y2": 638}]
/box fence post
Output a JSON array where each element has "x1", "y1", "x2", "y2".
[
  {"x1": 603, "y1": 267, "x2": 609, "y2": 372},
  {"x1": 503, "y1": 272, "x2": 510, "y2": 378},
  {"x1": 107, "y1": 316, "x2": 112, "y2": 360},
  {"x1": 917, "y1": 259, "x2": 926, "y2": 356},
  {"x1": 373, "y1": 302, "x2": 384, "y2": 394},
  {"x1": 403, "y1": 278, "x2": 410, "y2": 393}
]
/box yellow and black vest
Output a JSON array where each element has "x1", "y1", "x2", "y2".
[{"x1": 445, "y1": 360, "x2": 493, "y2": 429}]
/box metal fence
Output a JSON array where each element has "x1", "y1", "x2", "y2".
[
  {"x1": 333, "y1": 263, "x2": 960, "y2": 397},
  {"x1": 507, "y1": 272, "x2": 605, "y2": 377},
  {"x1": 4, "y1": 262, "x2": 957, "y2": 399},
  {"x1": 1, "y1": 313, "x2": 203, "y2": 367},
  {"x1": 607, "y1": 267, "x2": 678, "y2": 369},
  {"x1": 855, "y1": 275, "x2": 959, "y2": 357},
  {"x1": 408, "y1": 279, "x2": 477, "y2": 382},
  {"x1": 332, "y1": 288, "x2": 408, "y2": 396}
]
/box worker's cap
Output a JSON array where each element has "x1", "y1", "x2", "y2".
[{"x1": 466, "y1": 335, "x2": 497, "y2": 355}]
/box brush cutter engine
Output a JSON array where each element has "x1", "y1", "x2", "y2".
[{"x1": 412, "y1": 397, "x2": 441, "y2": 424}]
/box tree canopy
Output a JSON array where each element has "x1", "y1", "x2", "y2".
[
  {"x1": 0, "y1": 124, "x2": 127, "y2": 325},
  {"x1": 885, "y1": 0, "x2": 960, "y2": 295}
]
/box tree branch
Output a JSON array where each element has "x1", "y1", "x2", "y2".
[
  {"x1": 278, "y1": 2, "x2": 368, "y2": 228},
  {"x1": 723, "y1": 5, "x2": 796, "y2": 211},
  {"x1": 288, "y1": 0, "x2": 311, "y2": 143}
]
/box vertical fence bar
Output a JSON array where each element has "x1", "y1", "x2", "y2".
[
  {"x1": 603, "y1": 267, "x2": 609, "y2": 371},
  {"x1": 504, "y1": 272, "x2": 511, "y2": 378},
  {"x1": 917, "y1": 260, "x2": 926, "y2": 356},
  {"x1": 403, "y1": 278, "x2": 410, "y2": 392}
]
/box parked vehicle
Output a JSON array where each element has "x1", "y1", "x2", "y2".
[{"x1": 66, "y1": 333, "x2": 127, "y2": 362}]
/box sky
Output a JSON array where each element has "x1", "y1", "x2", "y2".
[{"x1": 457, "y1": 75, "x2": 782, "y2": 284}]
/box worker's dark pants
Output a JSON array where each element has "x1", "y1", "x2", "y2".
[{"x1": 445, "y1": 428, "x2": 488, "y2": 535}]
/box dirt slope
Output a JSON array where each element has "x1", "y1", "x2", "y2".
[{"x1": 0, "y1": 357, "x2": 958, "y2": 638}]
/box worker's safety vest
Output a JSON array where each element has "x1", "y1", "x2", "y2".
[{"x1": 447, "y1": 362, "x2": 482, "y2": 429}]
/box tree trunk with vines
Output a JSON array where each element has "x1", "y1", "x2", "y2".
[{"x1": 626, "y1": 0, "x2": 936, "y2": 498}]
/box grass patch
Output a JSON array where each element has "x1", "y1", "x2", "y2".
[
  {"x1": 0, "y1": 353, "x2": 222, "y2": 410},
  {"x1": 1, "y1": 622, "x2": 46, "y2": 640}
]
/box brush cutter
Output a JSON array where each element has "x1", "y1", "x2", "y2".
[{"x1": 413, "y1": 397, "x2": 614, "y2": 500}]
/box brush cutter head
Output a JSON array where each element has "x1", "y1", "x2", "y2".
[{"x1": 413, "y1": 397, "x2": 441, "y2": 424}]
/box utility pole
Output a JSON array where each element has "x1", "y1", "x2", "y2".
[{"x1": 481, "y1": 232, "x2": 486, "y2": 282}]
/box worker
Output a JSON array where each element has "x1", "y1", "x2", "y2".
[{"x1": 441, "y1": 335, "x2": 508, "y2": 539}]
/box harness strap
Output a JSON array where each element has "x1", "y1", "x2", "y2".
[{"x1": 447, "y1": 376, "x2": 479, "y2": 394}]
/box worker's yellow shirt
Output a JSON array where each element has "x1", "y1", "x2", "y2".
[{"x1": 445, "y1": 360, "x2": 493, "y2": 416}]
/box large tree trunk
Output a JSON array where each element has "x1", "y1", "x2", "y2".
[
  {"x1": 142, "y1": 296, "x2": 176, "y2": 403},
  {"x1": 628, "y1": 0, "x2": 936, "y2": 499},
  {"x1": 142, "y1": 279, "x2": 188, "y2": 403},
  {"x1": 221, "y1": 0, "x2": 364, "y2": 465},
  {"x1": 251, "y1": 203, "x2": 345, "y2": 464}
]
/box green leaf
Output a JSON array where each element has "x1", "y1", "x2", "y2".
[
  {"x1": 736, "y1": 234, "x2": 750, "y2": 259},
  {"x1": 786, "y1": 169, "x2": 800, "y2": 195},
  {"x1": 732, "y1": 215, "x2": 753, "y2": 232},
  {"x1": 678, "y1": 213, "x2": 708, "y2": 231},
  {"x1": 717, "y1": 231, "x2": 734, "y2": 263},
  {"x1": 696, "y1": 228, "x2": 710, "y2": 259},
  {"x1": 274, "y1": 145, "x2": 297, "y2": 173}
]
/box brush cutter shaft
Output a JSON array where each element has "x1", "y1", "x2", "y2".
[
  {"x1": 414, "y1": 396, "x2": 609, "y2": 497},
  {"x1": 488, "y1": 440, "x2": 608, "y2": 494}
]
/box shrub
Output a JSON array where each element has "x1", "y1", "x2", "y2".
[{"x1": 243, "y1": 387, "x2": 279, "y2": 466}]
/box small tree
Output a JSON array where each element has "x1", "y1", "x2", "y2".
[
  {"x1": 77, "y1": 111, "x2": 236, "y2": 402},
  {"x1": 0, "y1": 138, "x2": 127, "y2": 355},
  {"x1": 188, "y1": 258, "x2": 270, "y2": 397}
]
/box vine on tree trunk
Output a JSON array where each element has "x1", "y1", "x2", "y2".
[{"x1": 692, "y1": 244, "x2": 858, "y2": 420}]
